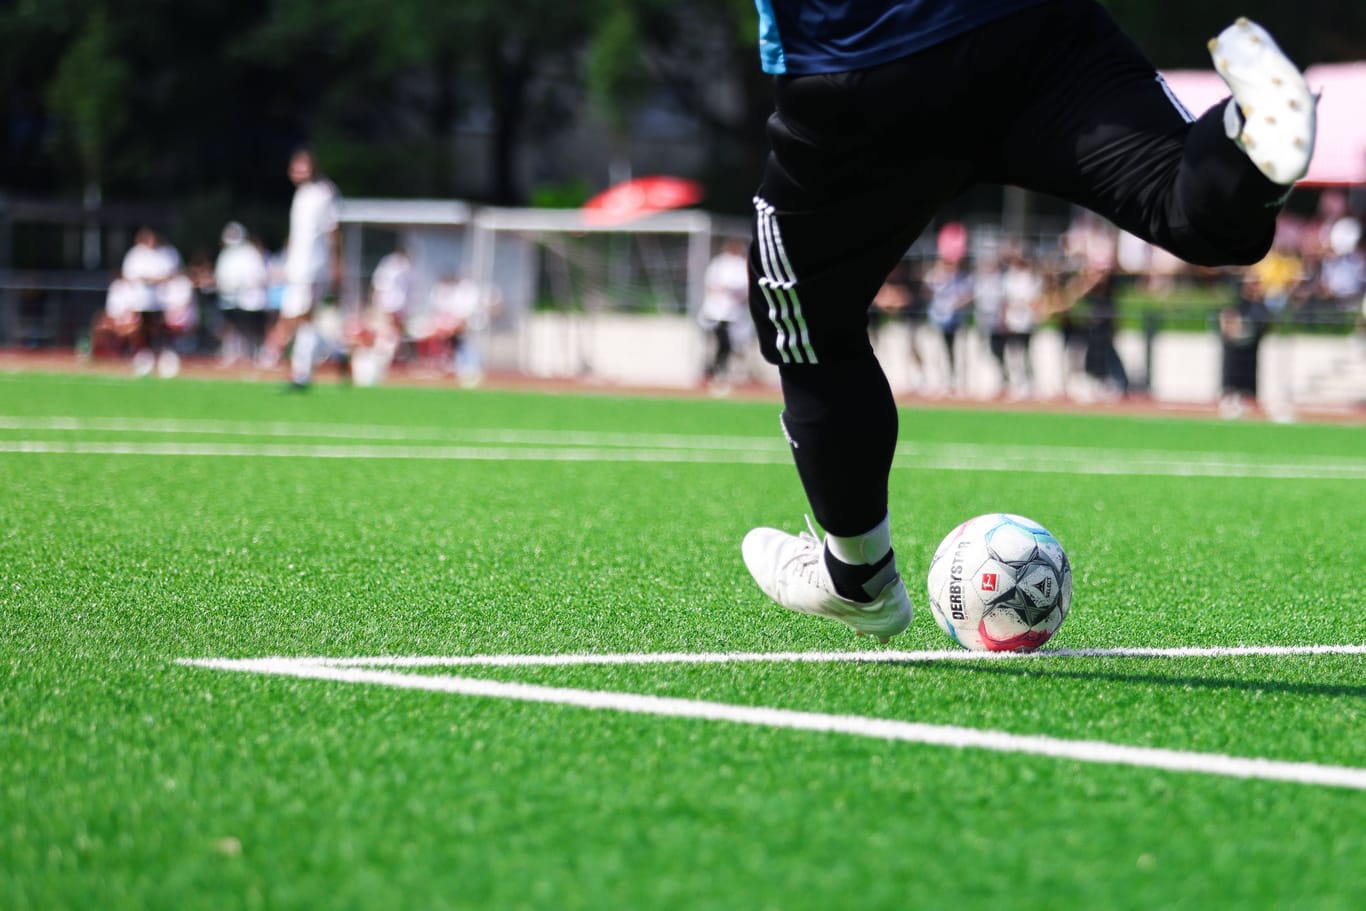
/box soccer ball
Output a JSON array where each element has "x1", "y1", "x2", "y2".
[{"x1": 926, "y1": 513, "x2": 1072, "y2": 652}]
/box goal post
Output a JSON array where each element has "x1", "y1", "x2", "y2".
[
  {"x1": 468, "y1": 206, "x2": 723, "y2": 382},
  {"x1": 339, "y1": 197, "x2": 748, "y2": 384}
]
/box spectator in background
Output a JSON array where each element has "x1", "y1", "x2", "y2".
[
  {"x1": 345, "y1": 308, "x2": 402, "y2": 387},
  {"x1": 1251, "y1": 235, "x2": 1303, "y2": 316},
  {"x1": 972, "y1": 250, "x2": 1008, "y2": 395},
  {"x1": 121, "y1": 226, "x2": 182, "y2": 302},
  {"x1": 1218, "y1": 272, "x2": 1272, "y2": 418},
  {"x1": 923, "y1": 255, "x2": 973, "y2": 395},
  {"x1": 89, "y1": 271, "x2": 144, "y2": 361},
  {"x1": 869, "y1": 258, "x2": 925, "y2": 390},
  {"x1": 343, "y1": 247, "x2": 415, "y2": 387},
  {"x1": 1053, "y1": 275, "x2": 1089, "y2": 394},
  {"x1": 1320, "y1": 217, "x2": 1365, "y2": 320},
  {"x1": 698, "y1": 238, "x2": 753, "y2": 393},
  {"x1": 1290, "y1": 246, "x2": 1327, "y2": 320},
  {"x1": 156, "y1": 270, "x2": 197, "y2": 376},
  {"x1": 426, "y1": 273, "x2": 496, "y2": 387},
  {"x1": 259, "y1": 148, "x2": 342, "y2": 389},
  {"x1": 1000, "y1": 249, "x2": 1043, "y2": 398},
  {"x1": 370, "y1": 246, "x2": 415, "y2": 338},
  {"x1": 120, "y1": 226, "x2": 183, "y2": 376},
  {"x1": 1075, "y1": 265, "x2": 1129, "y2": 399},
  {"x1": 214, "y1": 222, "x2": 271, "y2": 365}
]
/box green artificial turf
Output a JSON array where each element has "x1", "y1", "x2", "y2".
[{"x1": 2, "y1": 371, "x2": 1364, "y2": 910}]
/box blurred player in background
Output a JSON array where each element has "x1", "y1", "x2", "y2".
[
  {"x1": 120, "y1": 226, "x2": 183, "y2": 376},
  {"x1": 698, "y1": 237, "x2": 753, "y2": 393},
  {"x1": 259, "y1": 148, "x2": 342, "y2": 388},
  {"x1": 214, "y1": 221, "x2": 271, "y2": 365},
  {"x1": 740, "y1": 0, "x2": 1317, "y2": 642},
  {"x1": 424, "y1": 272, "x2": 497, "y2": 387},
  {"x1": 369, "y1": 246, "x2": 415, "y2": 340}
]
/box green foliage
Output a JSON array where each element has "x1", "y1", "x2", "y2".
[
  {"x1": 530, "y1": 178, "x2": 593, "y2": 208},
  {"x1": 5, "y1": 1, "x2": 1366, "y2": 252},
  {"x1": 585, "y1": 6, "x2": 650, "y2": 133},
  {"x1": 1099, "y1": 0, "x2": 1366, "y2": 66},
  {"x1": 43, "y1": 5, "x2": 127, "y2": 182}
]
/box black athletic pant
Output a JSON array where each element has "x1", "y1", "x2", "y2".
[
  {"x1": 749, "y1": 0, "x2": 1289, "y2": 536},
  {"x1": 704, "y1": 323, "x2": 735, "y2": 380}
]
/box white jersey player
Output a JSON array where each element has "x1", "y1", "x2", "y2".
[{"x1": 261, "y1": 148, "x2": 342, "y2": 387}]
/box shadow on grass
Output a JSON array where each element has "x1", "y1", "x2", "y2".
[{"x1": 904, "y1": 660, "x2": 1366, "y2": 700}]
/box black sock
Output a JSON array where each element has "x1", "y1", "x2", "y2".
[
  {"x1": 778, "y1": 356, "x2": 898, "y2": 536},
  {"x1": 825, "y1": 547, "x2": 896, "y2": 603}
]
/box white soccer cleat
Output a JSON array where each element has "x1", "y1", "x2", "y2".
[
  {"x1": 1209, "y1": 17, "x2": 1316, "y2": 185},
  {"x1": 156, "y1": 350, "x2": 181, "y2": 379},
  {"x1": 742, "y1": 525, "x2": 912, "y2": 643},
  {"x1": 131, "y1": 349, "x2": 156, "y2": 378}
]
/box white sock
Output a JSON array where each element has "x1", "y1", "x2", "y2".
[
  {"x1": 825, "y1": 514, "x2": 892, "y2": 566},
  {"x1": 290, "y1": 322, "x2": 319, "y2": 385}
]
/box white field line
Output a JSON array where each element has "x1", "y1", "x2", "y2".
[
  {"x1": 0, "y1": 439, "x2": 790, "y2": 465},
  {"x1": 0, "y1": 416, "x2": 785, "y2": 451},
  {"x1": 4, "y1": 415, "x2": 1366, "y2": 477},
  {"x1": 284, "y1": 642, "x2": 1366, "y2": 669},
  {"x1": 4, "y1": 436, "x2": 1366, "y2": 480},
  {"x1": 177, "y1": 654, "x2": 1366, "y2": 791}
]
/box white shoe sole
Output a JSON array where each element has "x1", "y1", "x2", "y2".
[{"x1": 1209, "y1": 17, "x2": 1315, "y2": 185}]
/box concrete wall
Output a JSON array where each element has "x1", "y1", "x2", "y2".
[{"x1": 492, "y1": 313, "x2": 1366, "y2": 410}]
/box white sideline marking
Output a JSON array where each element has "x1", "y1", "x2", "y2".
[
  {"x1": 4, "y1": 435, "x2": 1366, "y2": 480},
  {"x1": 297, "y1": 642, "x2": 1366, "y2": 669},
  {"x1": 0, "y1": 416, "x2": 789, "y2": 451},
  {"x1": 0, "y1": 439, "x2": 790, "y2": 465},
  {"x1": 6, "y1": 415, "x2": 1366, "y2": 480},
  {"x1": 7, "y1": 414, "x2": 1366, "y2": 473},
  {"x1": 178, "y1": 654, "x2": 1366, "y2": 791}
]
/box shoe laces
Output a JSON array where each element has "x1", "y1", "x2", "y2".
[{"x1": 781, "y1": 516, "x2": 829, "y2": 589}]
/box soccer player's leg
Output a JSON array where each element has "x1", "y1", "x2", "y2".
[
  {"x1": 991, "y1": 0, "x2": 1312, "y2": 267},
  {"x1": 269, "y1": 281, "x2": 319, "y2": 388},
  {"x1": 739, "y1": 60, "x2": 982, "y2": 640},
  {"x1": 743, "y1": 184, "x2": 923, "y2": 642}
]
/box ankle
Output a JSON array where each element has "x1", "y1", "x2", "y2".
[
  {"x1": 825, "y1": 514, "x2": 892, "y2": 565},
  {"x1": 824, "y1": 546, "x2": 896, "y2": 603}
]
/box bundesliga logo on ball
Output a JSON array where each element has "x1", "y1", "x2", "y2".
[{"x1": 927, "y1": 513, "x2": 1072, "y2": 652}]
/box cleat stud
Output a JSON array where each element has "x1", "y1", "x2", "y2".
[
  {"x1": 1240, "y1": 131, "x2": 1254, "y2": 147},
  {"x1": 1294, "y1": 137, "x2": 1305, "y2": 148},
  {"x1": 1272, "y1": 77, "x2": 1283, "y2": 86},
  {"x1": 1288, "y1": 99, "x2": 1300, "y2": 110},
  {"x1": 1237, "y1": 16, "x2": 1251, "y2": 27},
  {"x1": 1266, "y1": 116, "x2": 1277, "y2": 125},
  {"x1": 1218, "y1": 57, "x2": 1229, "y2": 71},
  {"x1": 1208, "y1": 38, "x2": 1219, "y2": 52}
]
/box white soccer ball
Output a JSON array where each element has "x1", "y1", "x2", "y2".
[{"x1": 926, "y1": 513, "x2": 1072, "y2": 652}]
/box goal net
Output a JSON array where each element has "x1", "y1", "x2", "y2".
[{"x1": 340, "y1": 199, "x2": 745, "y2": 385}]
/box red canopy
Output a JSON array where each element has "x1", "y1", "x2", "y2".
[
  {"x1": 1161, "y1": 63, "x2": 1366, "y2": 186},
  {"x1": 581, "y1": 176, "x2": 704, "y2": 226}
]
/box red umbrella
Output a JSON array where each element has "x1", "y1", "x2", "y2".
[{"x1": 581, "y1": 176, "x2": 704, "y2": 226}]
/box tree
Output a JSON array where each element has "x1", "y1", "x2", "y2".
[
  {"x1": 1101, "y1": 0, "x2": 1366, "y2": 67},
  {"x1": 632, "y1": 0, "x2": 771, "y2": 211}
]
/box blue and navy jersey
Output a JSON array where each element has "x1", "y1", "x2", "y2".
[{"x1": 756, "y1": 0, "x2": 1050, "y2": 75}]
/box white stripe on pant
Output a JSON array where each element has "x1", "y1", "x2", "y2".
[{"x1": 753, "y1": 197, "x2": 818, "y2": 365}]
